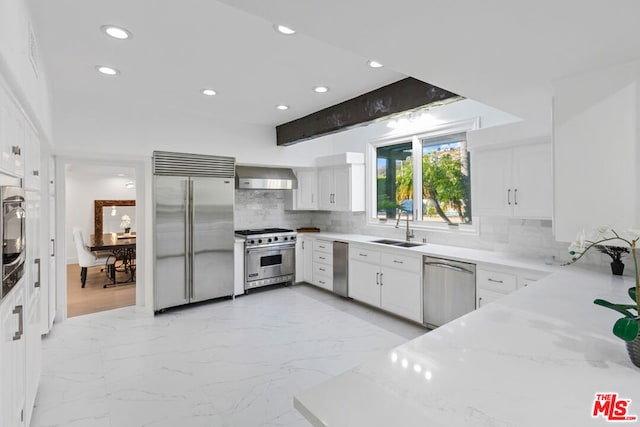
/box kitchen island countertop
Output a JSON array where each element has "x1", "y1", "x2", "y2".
[{"x1": 294, "y1": 236, "x2": 640, "y2": 426}]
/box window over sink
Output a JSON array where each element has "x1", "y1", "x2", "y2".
[{"x1": 369, "y1": 118, "x2": 478, "y2": 232}]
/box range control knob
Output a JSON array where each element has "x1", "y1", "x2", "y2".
[
  {"x1": 258, "y1": 239, "x2": 263, "y2": 244},
  {"x1": 291, "y1": 236, "x2": 296, "y2": 241},
  {"x1": 283, "y1": 237, "x2": 288, "y2": 241},
  {"x1": 250, "y1": 239, "x2": 255, "y2": 244},
  {"x1": 274, "y1": 237, "x2": 278, "y2": 241},
  {"x1": 268, "y1": 238, "x2": 272, "y2": 242}
]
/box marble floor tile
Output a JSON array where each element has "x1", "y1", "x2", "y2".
[{"x1": 32, "y1": 284, "x2": 427, "y2": 427}]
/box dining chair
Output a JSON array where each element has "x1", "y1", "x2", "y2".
[{"x1": 72, "y1": 227, "x2": 115, "y2": 288}]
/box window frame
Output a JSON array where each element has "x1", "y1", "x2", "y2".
[{"x1": 366, "y1": 117, "x2": 480, "y2": 233}]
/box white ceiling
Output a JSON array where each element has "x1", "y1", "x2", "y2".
[
  {"x1": 27, "y1": 0, "x2": 405, "y2": 134},
  {"x1": 27, "y1": 0, "x2": 640, "y2": 146}
]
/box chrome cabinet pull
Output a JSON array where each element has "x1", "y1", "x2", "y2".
[
  {"x1": 50, "y1": 238, "x2": 55, "y2": 256},
  {"x1": 514, "y1": 189, "x2": 518, "y2": 205},
  {"x1": 376, "y1": 272, "x2": 379, "y2": 285},
  {"x1": 359, "y1": 253, "x2": 367, "y2": 257},
  {"x1": 319, "y1": 267, "x2": 325, "y2": 272},
  {"x1": 34, "y1": 258, "x2": 41, "y2": 288},
  {"x1": 487, "y1": 278, "x2": 504, "y2": 283},
  {"x1": 33, "y1": 170, "x2": 39, "y2": 176},
  {"x1": 319, "y1": 256, "x2": 325, "y2": 260},
  {"x1": 507, "y1": 189, "x2": 511, "y2": 205},
  {"x1": 12, "y1": 305, "x2": 24, "y2": 341},
  {"x1": 393, "y1": 260, "x2": 403, "y2": 264},
  {"x1": 380, "y1": 273, "x2": 383, "y2": 286}
]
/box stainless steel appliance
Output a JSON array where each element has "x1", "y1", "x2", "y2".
[
  {"x1": 333, "y1": 241, "x2": 348, "y2": 297},
  {"x1": 153, "y1": 151, "x2": 235, "y2": 312},
  {"x1": 423, "y1": 256, "x2": 476, "y2": 328},
  {"x1": 1, "y1": 186, "x2": 26, "y2": 299},
  {"x1": 235, "y1": 166, "x2": 297, "y2": 190},
  {"x1": 235, "y1": 228, "x2": 296, "y2": 291}
]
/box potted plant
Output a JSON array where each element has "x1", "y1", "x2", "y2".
[
  {"x1": 596, "y1": 245, "x2": 630, "y2": 275},
  {"x1": 121, "y1": 214, "x2": 131, "y2": 234},
  {"x1": 566, "y1": 227, "x2": 639, "y2": 367}
]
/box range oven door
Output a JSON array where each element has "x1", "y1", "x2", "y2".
[{"x1": 245, "y1": 245, "x2": 295, "y2": 289}]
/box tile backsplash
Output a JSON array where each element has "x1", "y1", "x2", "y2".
[
  {"x1": 234, "y1": 190, "x2": 313, "y2": 230},
  {"x1": 235, "y1": 191, "x2": 624, "y2": 275}
]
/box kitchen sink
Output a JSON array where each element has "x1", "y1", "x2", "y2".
[{"x1": 371, "y1": 239, "x2": 424, "y2": 248}]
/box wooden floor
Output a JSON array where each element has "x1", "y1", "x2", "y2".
[{"x1": 67, "y1": 263, "x2": 136, "y2": 318}]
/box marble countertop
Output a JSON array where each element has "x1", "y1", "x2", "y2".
[
  {"x1": 302, "y1": 232, "x2": 563, "y2": 274},
  {"x1": 293, "y1": 240, "x2": 640, "y2": 426}
]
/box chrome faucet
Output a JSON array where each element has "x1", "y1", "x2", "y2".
[{"x1": 395, "y1": 210, "x2": 415, "y2": 241}]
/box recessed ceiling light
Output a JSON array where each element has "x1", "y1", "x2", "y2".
[
  {"x1": 274, "y1": 24, "x2": 296, "y2": 35},
  {"x1": 96, "y1": 66, "x2": 119, "y2": 76},
  {"x1": 117, "y1": 173, "x2": 125, "y2": 177},
  {"x1": 101, "y1": 25, "x2": 132, "y2": 40},
  {"x1": 276, "y1": 105, "x2": 289, "y2": 110},
  {"x1": 201, "y1": 89, "x2": 217, "y2": 96},
  {"x1": 125, "y1": 181, "x2": 135, "y2": 189},
  {"x1": 313, "y1": 86, "x2": 329, "y2": 93},
  {"x1": 368, "y1": 60, "x2": 384, "y2": 68}
]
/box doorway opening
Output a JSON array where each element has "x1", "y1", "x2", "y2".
[{"x1": 64, "y1": 162, "x2": 138, "y2": 317}]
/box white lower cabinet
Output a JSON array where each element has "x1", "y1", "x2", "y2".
[
  {"x1": 0, "y1": 282, "x2": 26, "y2": 427},
  {"x1": 312, "y1": 239, "x2": 333, "y2": 291},
  {"x1": 295, "y1": 234, "x2": 316, "y2": 284},
  {"x1": 476, "y1": 265, "x2": 548, "y2": 308},
  {"x1": 348, "y1": 245, "x2": 422, "y2": 323}
]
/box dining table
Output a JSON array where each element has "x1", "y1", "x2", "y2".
[{"x1": 89, "y1": 233, "x2": 136, "y2": 287}]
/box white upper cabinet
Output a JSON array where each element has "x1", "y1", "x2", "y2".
[
  {"x1": 0, "y1": 85, "x2": 25, "y2": 178},
  {"x1": 317, "y1": 164, "x2": 365, "y2": 212},
  {"x1": 23, "y1": 124, "x2": 41, "y2": 191},
  {"x1": 286, "y1": 152, "x2": 365, "y2": 212},
  {"x1": 472, "y1": 142, "x2": 552, "y2": 219}
]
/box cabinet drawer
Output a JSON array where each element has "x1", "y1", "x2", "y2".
[
  {"x1": 313, "y1": 272, "x2": 333, "y2": 290},
  {"x1": 313, "y1": 263, "x2": 333, "y2": 278},
  {"x1": 349, "y1": 247, "x2": 380, "y2": 264},
  {"x1": 477, "y1": 269, "x2": 517, "y2": 294},
  {"x1": 313, "y1": 240, "x2": 333, "y2": 254},
  {"x1": 381, "y1": 252, "x2": 421, "y2": 272},
  {"x1": 313, "y1": 252, "x2": 332, "y2": 265}
]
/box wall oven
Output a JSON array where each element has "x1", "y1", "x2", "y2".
[
  {"x1": 1, "y1": 186, "x2": 26, "y2": 299},
  {"x1": 235, "y1": 228, "x2": 296, "y2": 292}
]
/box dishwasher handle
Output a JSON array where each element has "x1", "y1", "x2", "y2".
[{"x1": 424, "y1": 261, "x2": 475, "y2": 275}]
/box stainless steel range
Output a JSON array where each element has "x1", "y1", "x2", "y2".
[{"x1": 235, "y1": 228, "x2": 296, "y2": 292}]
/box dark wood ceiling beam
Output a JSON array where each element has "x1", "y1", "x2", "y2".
[{"x1": 276, "y1": 77, "x2": 460, "y2": 146}]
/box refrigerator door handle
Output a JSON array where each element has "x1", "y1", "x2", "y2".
[
  {"x1": 184, "y1": 179, "x2": 190, "y2": 301},
  {"x1": 189, "y1": 179, "x2": 195, "y2": 299}
]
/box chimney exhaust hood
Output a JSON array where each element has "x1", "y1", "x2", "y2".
[{"x1": 236, "y1": 166, "x2": 298, "y2": 190}]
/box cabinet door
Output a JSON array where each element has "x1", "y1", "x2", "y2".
[
  {"x1": 0, "y1": 292, "x2": 17, "y2": 427},
  {"x1": 332, "y1": 166, "x2": 350, "y2": 211},
  {"x1": 472, "y1": 148, "x2": 512, "y2": 216},
  {"x1": 380, "y1": 267, "x2": 421, "y2": 322},
  {"x1": 24, "y1": 127, "x2": 40, "y2": 190},
  {"x1": 348, "y1": 259, "x2": 380, "y2": 307},
  {"x1": 302, "y1": 237, "x2": 314, "y2": 283},
  {"x1": 477, "y1": 288, "x2": 504, "y2": 308},
  {"x1": 295, "y1": 237, "x2": 304, "y2": 283},
  {"x1": 512, "y1": 143, "x2": 552, "y2": 219},
  {"x1": 317, "y1": 168, "x2": 334, "y2": 210},
  {"x1": 296, "y1": 169, "x2": 318, "y2": 210}
]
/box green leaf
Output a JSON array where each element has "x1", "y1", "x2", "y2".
[
  {"x1": 629, "y1": 287, "x2": 637, "y2": 303},
  {"x1": 612, "y1": 318, "x2": 640, "y2": 341},
  {"x1": 594, "y1": 299, "x2": 636, "y2": 318}
]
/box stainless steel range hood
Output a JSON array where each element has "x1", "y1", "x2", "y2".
[{"x1": 236, "y1": 166, "x2": 298, "y2": 190}]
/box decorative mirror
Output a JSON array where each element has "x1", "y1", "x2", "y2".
[{"x1": 94, "y1": 200, "x2": 136, "y2": 237}]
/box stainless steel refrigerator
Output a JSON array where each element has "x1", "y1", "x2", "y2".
[{"x1": 153, "y1": 151, "x2": 235, "y2": 312}]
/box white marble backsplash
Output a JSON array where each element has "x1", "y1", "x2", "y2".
[{"x1": 234, "y1": 189, "x2": 313, "y2": 230}]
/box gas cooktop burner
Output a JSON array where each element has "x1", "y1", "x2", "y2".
[{"x1": 235, "y1": 228, "x2": 293, "y2": 236}]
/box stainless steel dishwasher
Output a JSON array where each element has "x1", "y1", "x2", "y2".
[
  {"x1": 423, "y1": 256, "x2": 476, "y2": 328},
  {"x1": 333, "y1": 241, "x2": 348, "y2": 297}
]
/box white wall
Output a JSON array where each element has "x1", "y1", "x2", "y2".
[
  {"x1": 553, "y1": 60, "x2": 640, "y2": 242},
  {"x1": 65, "y1": 167, "x2": 136, "y2": 262}
]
